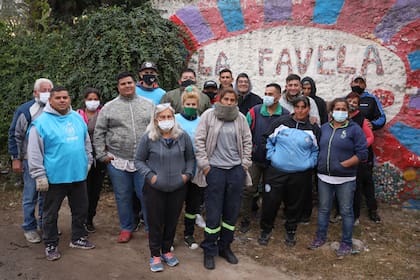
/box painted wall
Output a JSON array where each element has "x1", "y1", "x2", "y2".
[{"x1": 154, "y1": 0, "x2": 420, "y2": 203}]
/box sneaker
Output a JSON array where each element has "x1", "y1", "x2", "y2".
[
  {"x1": 150, "y1": 256, "x2": 164, "y2": 272},
  {"x1": 161, "y1": 252, "x2": 179, "y2": 267},
  {"x1": 69, "y1": 237, "x2": 95, "y2": 249},
  {"x1": 258, "y1": 230, "x2": 272, "y2": 246},
  {"x1": 369, "y1": 211, "x2": 381, "y2": 223},
  {"x1": 284, "y1": 231, "x2": 296, "y2": 247},
  {"x1": 308, "y1": 237, "x2": 326, "y2": 250},
  {"x1": 85, "y1": 223, "x2": 96, "y2": 233},
  {"x1": 184, "y1": 235, "x2": 198, "y2": 249},
  {"x1": 24, "y1": 230, "x2": 41, "y2": 243},
  {"x1": 329, "y1": 214, "x2": 342, "y2": 223},
  {"x1": 45, "y1": 244, "x2": 61, "y2": 261},
  {"x1": 117, "y1": 230, "x2": 132, "y2": 243},
  {"x1": 353, "y1": 218, "x2": 360, "y2": 226},
  {"x1": 239, "y1": 218, "x2": 251, "y2": 233},
  {"x1": 299, "y1": 217, "x2": 310, "y2": 225},
  {"x1": 336, "y1": 242, "x2": 352, "y2": 259},
  {"x1": 195, "y1": 214, "x2": 206, "y2": 228}
]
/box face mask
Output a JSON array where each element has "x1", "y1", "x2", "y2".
[
  {"x1": 184, "y1": 107, "x2": 197, "y2": 116},
  {"x1": 332, "y1": 110, "x2": 348, "y2": 122},
  {"x1": 351, "y1": 86, "x2": 364, "y2": 95},
  {"x1": 348, "y1": 104, "x2": 357, "y2": 113},
  {"x1": 181, "y1": 79, "x2": 195, "y2": 88},
  {"x1": 39, "y1": 92, "x2": 50, "y2": 104},
  {"x1": 85, "y1": 100, "x2": 100, "y2": 111},
  {"x1": 158, "y1": 119, "x2": 174, "y2": 131},
  {"x1": 203, "y1": 91, "x2": 217, "y2": 100},
  {"x1": 263, "y1": 95, "x2": 275, "y2": 106},
  {"x1": 142, "y1": 74, "x2": 157, "y2": 86}
]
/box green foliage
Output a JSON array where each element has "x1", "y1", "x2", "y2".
[{"x1": 0, "y1": 4, "x2": 188, "y2": 153}]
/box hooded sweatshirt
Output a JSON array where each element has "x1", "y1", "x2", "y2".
[
  {"x1": 234, "y1": 75, "x2": 262, "y2": 115},
  {"x1": 301, "y1": 77, "x2": 328, "y2": 124}
]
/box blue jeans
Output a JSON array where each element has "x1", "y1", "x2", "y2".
[
  {"x1": 316, "y1": 178, "x2": 356, "y2": 246},
  {"x1": 107, "y1": 164, "x2": 146, "y2": 231},
  {"x1": 22, "y1": 160, "x2": 43, "y2": 231}
]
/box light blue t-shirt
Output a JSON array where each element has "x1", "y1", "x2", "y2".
[
  {"x1": 136, "y1": 86, "x2": 166, "y2": 105},
  {"x1": 175, "y1": 113, "x2": 200, "y2": 150}
]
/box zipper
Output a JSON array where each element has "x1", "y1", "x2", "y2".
[{"x1": 326, "y1": 127, "x2": 337, "y2": 175}]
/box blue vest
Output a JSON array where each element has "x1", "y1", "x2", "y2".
[{"x1": 32, "y1": 111, "x2": 88, "y2": 184}]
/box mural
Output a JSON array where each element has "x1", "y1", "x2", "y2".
[{"x1": 165, "y1": 0, "x2": 420, "y2": 202}]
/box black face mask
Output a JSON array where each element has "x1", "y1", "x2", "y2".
[
  {"x1": 142, "y1": 74, "x2": 157, "y2": 86},
  {"x1": 181, "y1": 79, "x2": 195, "y2": 88},
  {"x1": 351, "y1": 86, "x2": 364, "y2": 95},
  {"x1": 203, "y1": 91, "x2": 217, "y2": 100}
]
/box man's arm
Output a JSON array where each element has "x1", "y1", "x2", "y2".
[{"x1": 27, "y1": 126, "x2": 46, "y2": 179}]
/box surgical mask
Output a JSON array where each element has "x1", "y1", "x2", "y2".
[
  {"x1": 183, "y1": 107, "x2": 197, "y2": 116},
  {"x1": 158, "y1": 119, "x2": 174, "y2": 131},
  {"x1": 263, "y1": 95, "x2": 275, "y2": 107},
  {"x1": 332, "y1": 111, "x2": 348, "y2": 122},
  {"x1": 142, "y1": 74, "x2": 157, "y2": 86},
  {"x1": 351, "y1": 86, "x2": 364, "y2": 95},
  {"x1": 181, "y1": 79, "x2": 195, "y2": 88},
  {"x1": 39, "y1": 92, "x2": 50, "y2": 104},
  {"x1": 85, "y1": 100, "x2": 100, "y2": 111}
]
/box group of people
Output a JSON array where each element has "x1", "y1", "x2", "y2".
[{"x1": 8, "y1": 62, "x2": 386, "y2": 270}]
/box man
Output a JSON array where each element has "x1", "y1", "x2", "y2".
[
  {"x1": 135, "y1": 61, "x2": 166, "y2": 104},
  {"x1": 94, "y1": 72, "x2": 154, "y2": 242},
  {"x1": 301, "y1": 76, "x2": 328, "y2": 124},
  {"x1": 235, "y1": 72, "x2": 262, "y2": 115},
  {"x1": 218, "y1": 68, "x2": 234, "y2": 90},
  {"x1": 202, "y1": 80, "x2": 218, "y2": 105},
  {"x1": 27, "y1": 86, "x2": 94, "y2": 261},
  {"x1": 279, "y1": 74, "x2": 320, "y2": 125},
  {"x1": 161, "y1": 68, "x2": 211, "y2": 114},
  {"x1": 8, "y1": 78, "x2": 53, "y2": 243},
  {"x1": 239, "y1": 83, "x2": 289, "y2": 233},
  {"x1": 350, "y1": 75, "x2": 386, "y2": 222}
]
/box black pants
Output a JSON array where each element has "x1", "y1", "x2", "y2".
[
  {"x1": 301, "y1": 169, "x2": 316, "y2": 220},
  {"x1": 42, "y1": 181, "x2": 88, "y2": 246},
  {"x1": 144, "y1": 184, "x2": 186, "y2": 257},
  {"x1": 354, "y1": 161, "x2": 378, "y2": 218},
  {"x1": 184, "y1": 181, "x2": 204, "y2": 237},
  {"x1": 261, "y1": 167, "x2": 312, "y2": 233},
  {"x1": 86, "y1": 161, "x2": 106, "y2": 224}
]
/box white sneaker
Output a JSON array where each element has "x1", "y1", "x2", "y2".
[
  {"x1": 24, "y1": 230, "x2": 41, "y2": 243},
  {"x1": 354, "y1": 219, "x2": 360, "y2": 226},
  {"x1": 195, "y1": 214, "x2": 206, "y2": 228}
]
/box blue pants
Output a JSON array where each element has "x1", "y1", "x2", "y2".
[
  {"x1": 201, "y1": 165, "x2": 245, "y2": 256},
  {"x1": 22, "y1": 160, "x2": 43, "y2": 231},
  {"x1": 316, "y1": 178, "x2": 356, "y2": 245},
  {"x1": 107, "y1": 164, "x2": 146, "y2": 231}
]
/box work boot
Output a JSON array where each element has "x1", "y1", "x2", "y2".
[{"x1": 219, "y1": 246, "x2": 238, "y2": 264}]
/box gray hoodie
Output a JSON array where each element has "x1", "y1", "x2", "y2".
[{"x1": 93, "y1": 94, "x2": 154, "y2": 161}]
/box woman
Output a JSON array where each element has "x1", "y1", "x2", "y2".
[
  {"x1": 77, "y1": 87, "x2": 106, "y2": 233},
  {"x1": 135, "y1": 103, "x2": 194, "y2": 272},
  {"x1": 195, "y1": 87, "x2": 252, "y2": 270},
  {"x1": 258, "y1": 95, "x2": 319, "y2": 247},
  {"x1": 309, "y1": 98, "x2": 368, "y2": 258},
  {"x1": 346, "y1": 92, "x2": 377, "y2": 225},
  {"x1": 174, "y1": 85, "x2": 203, "y2": 250}
]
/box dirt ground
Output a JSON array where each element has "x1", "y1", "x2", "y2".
[{"x1": 0, "y1": 188, "x2": 419, "y2": 280}]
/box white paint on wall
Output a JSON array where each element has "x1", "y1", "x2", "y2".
[{"x1": 189, "y1": 26, "x2": 406, "y2": 122}]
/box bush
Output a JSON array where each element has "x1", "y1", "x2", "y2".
[{"x1": 0, "y1": 4, "x2": 188, "y2": 154}]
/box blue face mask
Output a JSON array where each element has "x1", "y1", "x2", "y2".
[
  {"x1": 332, "y1": 110, "x2": 348, "y2": 122},
  {"x1": 263, "y1": 95, "x2": 275, "y2": 106}
]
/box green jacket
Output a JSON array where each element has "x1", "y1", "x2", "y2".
[{"x1": 160, "y1": 87, "x2": 212, "y2": 115}]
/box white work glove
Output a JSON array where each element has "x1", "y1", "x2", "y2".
[{"x1": 36, "y1": 177, "x2": 49, "y2": 192}]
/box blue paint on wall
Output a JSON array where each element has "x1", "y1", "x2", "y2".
[
  {"x1": 313, "y1": 0, "x2": 345, "y2": 25},
  {"x1": 389, "y1": 122, "x2": 420, "y2": 156},
  {"x1": 407, "y1": 50, "x2": 420, "y2": 71},
  {"x1": 217, "y1": 0, "x2": 245, "y2": 32}
]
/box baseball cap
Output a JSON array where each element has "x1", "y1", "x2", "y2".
[
  {"x1": 203, "y1": 80, "x2": 218, "y2": 89},
  {"x1": 139, "y1": 61, "x2": 157, "y2": 72},
  {"x1": 352, "y1": 75, "x2": 366, "y2": 83}
]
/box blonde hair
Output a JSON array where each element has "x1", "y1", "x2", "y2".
[
  {"x1": 146, "y1": 103, "x2": 183, "y2": 141},
  {"x1": 181, "y1": 85, "x2": 200, "y2": 105}
]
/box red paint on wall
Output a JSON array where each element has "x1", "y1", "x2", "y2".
[
  {"x1": 241, "y1": 0, "x2": 264, "y2": 30},
  {"x1": 198, "y1": 1, "x2": 229, "y2": 42},
  {"x1": 291, "y1": 0, "x2": 315, "y2": 25}
]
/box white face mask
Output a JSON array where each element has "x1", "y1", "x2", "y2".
[
  {"x1": 85, "y1": 100, "x2": 100, "y2": 111},
  {"x1": 263, "y1": 95, "x2": 275, "y2": 106},
  {"x1": 158, "y1": 119, "x2": 174, "y2": 131},
  {"x1": 39, "y1": 92, "x2": 50, "y2": 104}
]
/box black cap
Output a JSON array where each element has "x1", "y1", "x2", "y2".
[
  {"x1": 203, "y1": 80, "x2": 218, "y2": 89},
  {"x1": 139, "y1": 61, "x2": 157, "y2": 72}
]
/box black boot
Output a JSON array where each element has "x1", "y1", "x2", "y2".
[
  {"x1": 219, "y1": 246, "x2": 238, "y2": 264},
  {"x1": 284, "y1": 230, "x2": 296, "y2": 247},
  {"x1": 204, "y1": 255, "x2": 215, "y2": 270}
]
